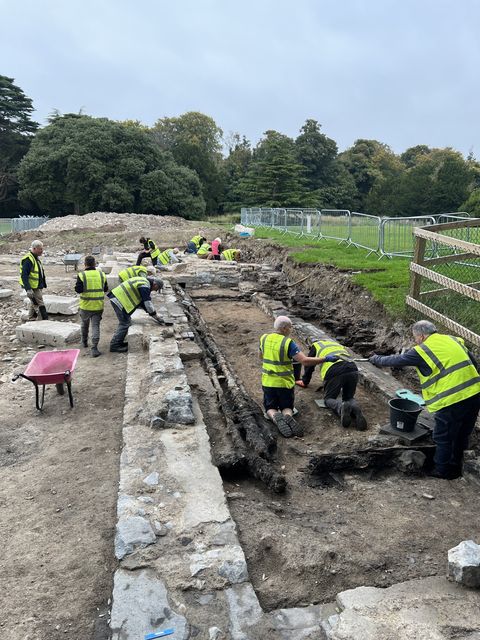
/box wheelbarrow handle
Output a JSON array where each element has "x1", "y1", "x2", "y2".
[
  {"x1": 12, "y1": 372, "x2": 32, "y2": 383},
  {"x1": 64, "y1": 369, "x2": 71, "y2": 381}
]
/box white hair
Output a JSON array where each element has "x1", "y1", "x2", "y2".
[
  {"x1": 214, "y1": 237, "x2": 222, "y2": 243},
  {"x1": 30, "y1": 240, "x2": 43, "y2": 250},
  {"x1": 412, "y1": 320, "x2": 437, "y2": 336},
  {"x1": 274, "y1": 315, "x2": 292, "y2": 330}
]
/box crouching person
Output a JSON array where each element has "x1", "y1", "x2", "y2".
[
  {"x1": 295, "y1": 338, "x2": 367, "y2": 430},
  {"x1": 75, "y1": 255, "x2": 108, "y2": 357},
  {"x1": 260, "y1": 316, "x2": 325, "y2": 438},
  {"x1": 108, "y1": 276, "x2": 163, "y2": 353}
]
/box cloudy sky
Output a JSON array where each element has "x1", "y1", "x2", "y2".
[{"x1": 2, "y1": 0, "x2": 479, "y2": 156}]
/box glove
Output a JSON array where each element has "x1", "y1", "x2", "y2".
[
  {"x1": 324, "y1": 355, "x2": 340, "y2": 363},
  {"x1": 26, "y1": 290, "x2": 35, "y2": 301},
  {"x1": 149, "y1": 311, "x2": 157, "y2": 317},
  {"x1": 369, "y1": 354, "x2": 380, "y2": 367}
]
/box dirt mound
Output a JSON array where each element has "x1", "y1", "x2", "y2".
[{"x1": 39, "y1": 211, "x2": 192, "y2": 233}]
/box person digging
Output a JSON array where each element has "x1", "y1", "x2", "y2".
[
  {"x1": 74, "y1": 255, "x2": 108, "y2": 357},
  {"x1": 108, "y1": 275, "x2": 164, "y2": 352},
  {"x1": 295, "y1": 338, "x2": 367, "y2": 430},
  {"x1": 259, "y1": 316, "x2": 326, "y2": 438}
]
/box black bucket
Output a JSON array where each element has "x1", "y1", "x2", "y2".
[{"x1": 388, "y1": 398, "x2": 422, "y2": 432}]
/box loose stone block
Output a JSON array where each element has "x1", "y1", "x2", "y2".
[
  {"x1": 165, "y1": 389, "x2": 195, "y2": 425},
  {"x1": 115, "y1": 516, "x2": 156, "y2": 559},
  {"x1": 16, "y1": 321, "x2": 81, "y2": 347},
  {"x1": 126, "y1": 324, "x2": 144, "y2": 352},
  {"x1": 190, "y1": 545, "x2": 248, "y2": 584},
  {"x1": 0, "y1": 289, "x2": 13, "y2": 299},
  {"x1": 448, "y1": 540, "x2": 480, "y2": 587},
  {"x1": 110, "y1": 569, "x2": 188, "y2": 640},
  {"x1": 42, "y1": 295, "x2": 79, "y2": 315}
]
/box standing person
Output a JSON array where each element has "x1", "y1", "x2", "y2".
[
  {"x1": 260, "y1": 316, "x2": 325, "y2": 438},
  {"x1": 295, "y1": 339, "x2": 367, "y2": 430},
  {"x1": 75, "y1": 255, "x2": 108, "y2": 357},
  {"x1": 221, "y1": 249, "x2": 241, "y2": 261},
  {"x1": 369, "y1": 320, "x2": 480, "y2": 479},
  {"x1": 211, "y1": 237, "x2": 222, "y2": 261},
  {"x1": 136, "y1": 236, "x2": 160, "y2": 266},
  {"x1": 184, "y1": 235, "x2": 206, "y2": 254},
  {"x1": 108, "y1": 276, "x2": 164, "y2": 353},
  {"x1": 19, "y1": 240, "x2": 48, "y2": 321}
]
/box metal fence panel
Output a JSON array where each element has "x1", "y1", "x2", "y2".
[
  {"x1": 380, "y1": 216, "x2": 436, "y2": 258},
  {"x1": 319, "y1": 209, "x2": 351, "y2": 242},
  {"x1": 11, "y1": 216, "x2": 48, "y2": 232},
  {"x1": 349, "y1": 212, "x2": 381, "y2": 254}
]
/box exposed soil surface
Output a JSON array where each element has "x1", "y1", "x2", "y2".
[
  {"x1": 190, "y1": 291, "x2": 480, "y2": 610},
  {"x1": 0, "y1": 264, "x2": 124, "y2": 640}
]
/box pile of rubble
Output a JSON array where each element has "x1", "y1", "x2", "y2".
[{"x1": 39, "y1": 211, "x2": 193, "y2": 233}]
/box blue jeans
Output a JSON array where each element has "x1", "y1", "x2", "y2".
[
  {"x1": 184, "y1": 241, "x2": 198, "y2": 254},
  {"x1": 110, "y1": 301, "x2": 131, "y2": 347},
  {"x1": 433, "y1": 393, "x2": 480, "y2": 474}
]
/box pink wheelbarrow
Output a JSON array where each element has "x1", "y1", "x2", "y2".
[{"x1": 13, "y1": 349, "x2": 80, "y2": 410}]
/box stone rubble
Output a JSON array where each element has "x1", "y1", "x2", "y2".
[{"x1": 448, "y1": 540, "x2": 480, "y2": 588}]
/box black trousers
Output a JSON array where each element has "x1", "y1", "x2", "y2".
[
  {"x1": 433, "y1": 393, "x2": 480, "y2": 474},
  {"x1": 136, "y1": 251, "x2": 158, "y2": 266}
]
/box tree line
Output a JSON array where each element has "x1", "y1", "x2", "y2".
[{"x1": 2, "y1": 74, "x2": 480, "y2": 220}]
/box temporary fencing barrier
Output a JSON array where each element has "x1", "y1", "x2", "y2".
[
  {"x1": 10, "y1": 216, "x2": 49, "y2": 232},
  {"x1": 240, "y1": 207, "x2": 472, "y2": 259}
]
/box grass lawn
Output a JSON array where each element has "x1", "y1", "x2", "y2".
[
  {"x1": 0, "y1": 222, "x2": 11, "y2": 234},
  {"x1": 253, "y1": 228, "x2": 411, "y2": 317}
]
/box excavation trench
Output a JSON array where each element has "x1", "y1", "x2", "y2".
[{"x1": 178, "y1": 282, "x2": 480, "y2": 611}]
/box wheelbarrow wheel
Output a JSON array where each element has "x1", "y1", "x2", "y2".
[{"x1": 56, "y1": 383, "x2": 65, "y2": 396}]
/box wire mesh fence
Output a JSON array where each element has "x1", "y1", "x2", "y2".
[
  {"x1": 241, "y1": 207, "x2": 472, "y2": 259},
  {"x1": 7, "y1": 216, "x2": 49, "y2": 232}
]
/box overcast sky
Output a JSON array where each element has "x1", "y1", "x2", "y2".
[{"x1": 2, "y1": 0, "x2": 479, "y2": 156}]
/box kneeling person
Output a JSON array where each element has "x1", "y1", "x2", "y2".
[
  {"x1": 108, "y1": 275, "x2": 163, "y2": 352},
  {"x1": 260, "y1": 316, "x2": 325, "y2": 438},
  {"x1": 296, "y1": 338, "x2": 367, "y2": 430},
  {"x1": 119, "y1": 265, "x2": 148, "y2": 282},
  {"x1": 75, "y1": 255, "x2": 108, "y2": 357},
  {"x1": 221, "y1": 249, "x2": 241, "y2": 261}
]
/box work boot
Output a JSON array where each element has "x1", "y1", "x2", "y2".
[
  {"x1": 272, "y1": 412, "x2": 294, "y2": 438},
  {"x1": 110, "y1": 344, "x2": 128, "y2": 353},
  {"x1": 295, "y1": 380, "x2": 308, "y2": 388},
  {"x1": 39, "y1": 305, "x2": 49, "y2": 320},
  {"x1": 340, "y1": 401, "x2": 353, "y2": 428},
  {"x1": 91, "y1": 346, "x2": 101, "y2": 358},
  {"x1": 351, "y1": 402, "x2": 367, "y2": 431},
  {"x1": 81, "y1": 336, "x2": 88, "y2": 348},
  {"x1": 285, "y1": 414, "x2": 304, "y2": 437}
]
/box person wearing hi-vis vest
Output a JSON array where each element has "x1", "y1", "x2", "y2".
[
  {"x1": 295, "y1": 338, "x2": 367, "y2": 430},
  {"x1": 118, "y1": 265, "x2": 149, "y2": 282},
  {"x1": 74, "y1": 255, "x2": 108, "y2": 357},
  {"x1": 369, "y1": 320, "x2": 480, "y2": 479},
  {"x1": 136, "y1": 236, "x2": 160, "y2": 266},
  {"x1": 107, "y1": 275, "x2": 164, "y2": 353},
  {"x1": 184, "y1": 235, "x2": 206, "y2": 254},
  {"x1": 259, "y1": 316, "x2": 325, "y2": 438},
  {"x1": 197, "y1": 243, "x2": 211, "y2": 259},
  {"x1": 19, "y1": 239, "x2": 48, "y2": 321},
  {"x1": 157, "y1": 248, "x2": 181, "y2": 266},
  {"x1": 221, "y1": 249, "x2": 241, "y2": 261}
]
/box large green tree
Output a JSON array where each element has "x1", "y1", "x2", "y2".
[
  {"x1": 151, "y1": 111, "x2": 223, "y2": 213},
  {"x1": 295, "y1": 119, "x2": 338, "y2": 190},
  {"x1": 220, "y1": 133, "x2": 252, "y2": 211},
  {"x1": 18, "y1": 114, "x2": 204, "y2": 217},
  {"x1": 0, "y1": 75, "x2": 38, "y2": 211},
  {"x1": 238, "y1": 130, "x2": 306, "y2": 207}
]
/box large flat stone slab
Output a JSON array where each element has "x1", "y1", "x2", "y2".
[
  {"x1": 111, "y1": 569, "x2": 188, "y2": 640},
  {"x1": 0, "y1": 289, "x2": 13, "y2": 299},
  {"x1": 16, "y1": 321, "x2": 81, "y2": 347},
  {"x1": 43, "y1": 295, "x2": 79, "y2": 315},
  {"x1": 322, "y1": 576, "x2": 480, "y2": 639}
]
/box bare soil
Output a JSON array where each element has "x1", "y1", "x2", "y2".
[
  {"x1": 0, "y1": 264, "x2": 125, "y2": 640},
  {"x1": 191, "y1": 293, "x2": 480, "y2": 610}
]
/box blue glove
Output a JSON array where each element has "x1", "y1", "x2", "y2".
[
  {"x1": 324, "y1": 355, "x2": 340, "y2": 363},
  {"x1": 369, "y1": 354, "x2": 380, "y2": 366}
]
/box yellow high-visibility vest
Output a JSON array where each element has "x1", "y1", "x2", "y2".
[
  {"x1": 111, "y1": 276, "x2": 149, "y2": 314},
  {"x1": 158, "y1": 249, "x2": 173, "y2": 265},
  {"x1": 19, "y1": 251, "x2": 45, "y2": 289},
  {"x1": 222, "y1": 249, "x2": 238, "y2": 261},
  {"x1": 312, "y1": 340, "x2": 352, "y2": 379},
  {"x1": 118, "y1": 265, "x2": 148, "y2": 282},
  {"x1": 78, "y1": 269, "x2": 106, "y2": 311},
  {"x1": 146, "y1": 238, "x2": 160, "y2": 259},
  {"x1": 190, "y1": 235, "x2": 203, "y2": 248},
  {"x1": 260, "y1": 332, "x2": 295, "y2": 388},
  {"x1": 414, "y1": 334, "x2": 480, "y2": 412},
  {"x1": 197, "y1": 243, "x2": 211, "y2": 256}
]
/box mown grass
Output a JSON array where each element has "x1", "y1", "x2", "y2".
[
  {"x1": 0, "y1": 222, "x2": 11, "y2": 234},
  {"x1": 254, "y1": 228, "x2": 411, "y2": 317}
]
